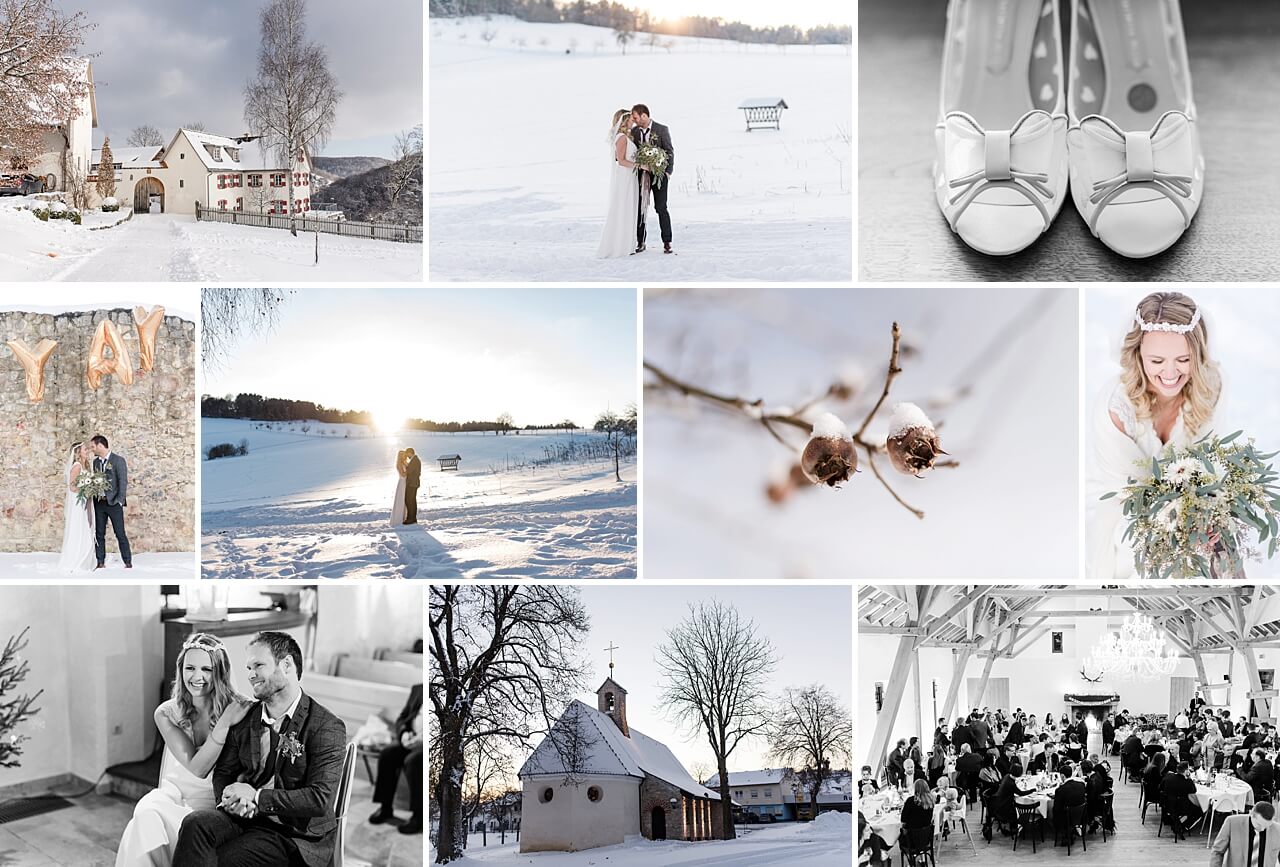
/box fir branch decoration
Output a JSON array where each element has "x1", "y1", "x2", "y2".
[
  {"x1": 1102, "y1": 431, "x2": 1280, "y2": 579},
  {"x1": 0, "y1": 627, "x2": 44, "y2": 768}
]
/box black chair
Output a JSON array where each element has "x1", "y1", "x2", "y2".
[
  {"x1": 901, "y1": 824, "x2": 937, "y2": 867},
  {"x1": 1157, "y1": 795, "x2": 1185, "y2": 842},
  {"x1": 1096, "y1": 791, "x2": 1115, "y2": 843},
  {"x1": 1059, "y1": 803, "x2": 1088, "y2": 855},
  {"x1": 1013, "y1": 801, "x2": 1045, "y2": 853}
]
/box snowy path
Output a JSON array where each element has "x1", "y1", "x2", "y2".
[
  {"x1": 201, "y1": 421, "x2": 637, "y2": 579},
  {"x1": 445, "y1": 818, "x2": 852, "y2": 866},
  {"x1": 0, "y1": 208, "x2": 422, "y2": 281},
  {"x1": 0, "y1": 552, "x2": 196, "y2": 579}
]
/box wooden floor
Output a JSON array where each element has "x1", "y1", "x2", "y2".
[
  {"x1": 858, "y1": 0, "x2": 1280, "y2": 282},
  {"x1": 928, "y1": 774, "x2": 1220, "y2": 865}
]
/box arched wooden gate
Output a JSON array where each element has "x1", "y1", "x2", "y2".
[{"x1": 134, "y1": 176, "x2": 164, "y2": 213}]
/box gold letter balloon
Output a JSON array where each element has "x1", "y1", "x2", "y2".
[
  {"x1": 87, "y1": 319, "x2": 135, "y2": 389},
  {"x1": 6, "y1": 338, "x2": 58, "y2": 403},
  {"x1": 132, "y1": 305, "x2": 165, "y2": 372}
]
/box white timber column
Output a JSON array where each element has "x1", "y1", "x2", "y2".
[
  {"x1": 940, "y1": 646, "x2": 973, "y2": 723},
  {"x1": 865, "y1": 634, "x2": 921, "y2": 777}
]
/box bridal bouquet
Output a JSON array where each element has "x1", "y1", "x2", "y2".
[
  {"x1": 635, "y1": 138, "x2": 669, "y2": 189},
  {"x1": 76, "y1": 470, "x2": 109, "y2": 505},
  {"x1": 1102, "y1": 431, "x2": 1280, "y2": 579}
]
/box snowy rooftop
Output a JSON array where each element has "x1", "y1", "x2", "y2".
[
  {"x1": 519, "y1": 700, "x2": 721, "y2": 801},
  {"x1": 92, "y1": 146, "x2": 164, "y2": 170},
  {"x1": 738, "y1": 97, "x2": 789, "y2": 109},
  {"x1": 705, "y1": 768, "x2": 793, "y2": 788},
  {"x1": 176, "y1": 129, "x2": 293, "y2": 172}
]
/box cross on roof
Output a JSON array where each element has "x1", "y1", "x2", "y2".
[{"x1": 605, "y1": 642, "x2": 620, "y2": 672}]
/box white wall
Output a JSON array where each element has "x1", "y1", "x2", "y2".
[
  {"x1": 313, "y1": 585, "x2": 423, "y2": 673},
  {"x1": 859, "y1": 605, "x2": 1270, "y2": 767},
  {"x1": 520, "y1": 773, "x2": 640, "y2": 852}
]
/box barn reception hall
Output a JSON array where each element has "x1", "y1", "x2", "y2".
[{"x1": 858, "y1": 585, "x2": 1280, "y2": 865}]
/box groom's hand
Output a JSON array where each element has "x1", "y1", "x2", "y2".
[{"x1": 220, "y1": 782, "x2": 258, "y2": 817}]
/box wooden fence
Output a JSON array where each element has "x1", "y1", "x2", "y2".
[{"x1": 195, "y1": 202, "x2": 422, "y2": 243}]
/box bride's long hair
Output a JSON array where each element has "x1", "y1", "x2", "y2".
[
  {"x1": 1120, "y1": 291, "x2": 1221, "y2": 437},
  {"x1": 170, "y1": 633, "x2": 240, "y2": 727},
  {"x1": 67, "y1": 441, "x2": 88, "y2": 469},
  {"x1": 396, "y1": 449, "x2": 407, "y2": 475},
  {"x1": 608, "y1": 108, "x2": 632, "y2": 139}
]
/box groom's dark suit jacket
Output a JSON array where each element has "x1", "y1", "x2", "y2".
[
  {"x1": 95, "y1": 453, "x2": 128, "y2": 506},
  {"x1": 214, "y1": 692, "x2": 348, "y2": 867},
  {"x1": 632, "y1": 120, "x2": 675, "y2": 176},
  {"x1": 405, "y1": 455, "x2": 421, "y2": 489}
]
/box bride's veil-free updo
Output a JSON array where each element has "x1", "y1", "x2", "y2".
[
  {"x1": 67, "y1": 441, "x2": 84, "y2": 470},
  {"x1": 1119, "y1": 292, "x2": 1221, "y2": 437},
  {"x1": 608, "y1": 108, "x2": 631, "y2": 140}
]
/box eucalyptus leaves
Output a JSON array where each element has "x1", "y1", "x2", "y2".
[
  {"x1": 1101, "y1": 431, "x2": 1280, "y2": 579},
  {"x1": 635, "y1": 139, "x2": 669, "y2": 189}
]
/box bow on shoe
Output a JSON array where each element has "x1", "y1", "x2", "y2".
[
  {"x1": 943, "y1": 110, "x2": 1058, "y2": 208},
  {"x1": 1078, "y1": 111, "x2": 1194, "y2": 209}
]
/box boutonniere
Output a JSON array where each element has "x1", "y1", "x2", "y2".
[{"x1": 279, "y1": 731, "x2": 305, "y2": 764}]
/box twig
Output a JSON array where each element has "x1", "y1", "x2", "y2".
[
  {"x1": 854, "y1": 322, "x2": 902, "y2": 441},
  {"x1": 865, "y1": 450, "x2": 925, "y2": 520}
]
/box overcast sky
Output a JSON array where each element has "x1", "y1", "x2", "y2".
[
  {"x1": 66, "y1": 0, "x2": 422, "y2": 158},
  {"x1": 570, "y1": 584, "x2": 853, "y2": 783},
  {"x1": 632, "y1": 0, "x2": 851, "y2": 29},
  {"x1": 0, "y1": 288, "x2": 198, "y2": 321},
  {"x1": 204, "y1": 288, "x2": 636, "y2": 428}
]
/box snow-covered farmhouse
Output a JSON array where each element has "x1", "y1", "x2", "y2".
[
  {"x1": 705, "y1": 768, "x2": 798, "y2": 821},
  {"x1": 518, "y1": 676, "x2": 724, "y2": 852},
  {"x1": 91, "y1": 128, "x2": 312, "y2": 215},
  {"x1": 9, "y1": 59, "x2": 98, "y2": 193}
]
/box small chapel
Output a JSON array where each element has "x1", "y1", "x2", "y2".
[{"x1": 518, "y1": 674, "x2": 724, "y2": 852}]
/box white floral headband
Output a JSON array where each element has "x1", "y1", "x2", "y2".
[
  {"x1": 182, "y1": 634, "x2": 228, "y2": 655},
  {"x1": 1134, "y1": 307, "x2": 1201, "y2": 334}
]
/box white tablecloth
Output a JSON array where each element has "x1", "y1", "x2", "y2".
[
  {"x1": 1195, "y1": 779, "x2": 1254, "y2": 814},
  {"x1": 864, "y1": 795, "x2": 947, "y2": 848}
]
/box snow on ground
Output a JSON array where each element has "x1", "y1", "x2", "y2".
[
  {"x1": 0, "y1": 199, "x2": 422, "y2": 282},
  {"x1": 441, "y1": 814, "x2": 852, "y2": 866},
  {"x1": 0, "y1": 552, "x2": 196, "y2": 579},
  {"x1": 201, "y1": 419, "x2": 636, "y2": 579},
  {"x1": 430, "y1": 16, "x2": 852, "y2": 281}
]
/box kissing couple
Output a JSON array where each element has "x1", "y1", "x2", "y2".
[
  {"x1": 57, "y1": 434, "x2": 132, "y2": 573},
  {"x1": 115, "y1": 632, "x2": 347, "y2": 867},
  {"x1": 597, "y1": 103, "x2": 676, "y2": 258}
]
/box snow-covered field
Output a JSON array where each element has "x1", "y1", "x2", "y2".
[
  {"x1": 429, "y1": 16, "x2": 852, "y2": 281},
  {"x1": 0, "y1": 199, "x2": 422, "y2": 282},
  {"x1": 0, "y1": 552, "x2": 196, "y2": 579},
  {"x1": 201, "y1": 419, "x2": 636, "y2": 579},
  {"x1": 439, "y1": 813, "x2": 852, "y2": 866}
]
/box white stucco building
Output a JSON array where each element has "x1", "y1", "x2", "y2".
[
  {"x1": 7, "y1": 59, "x2": 98, "y2": 193},
  {"x1": 517, "y1": 677, "x2": 723, "y2": 853},
  {"x1": 91, "y1": 128, "x2": 312, "y2": 215}
]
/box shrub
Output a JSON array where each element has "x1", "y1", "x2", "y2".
[
  {"x1": 102, "y1": 197, "x2": 120, "y2": 213},
  {"x1": 205, "y1": 442, "x2": 246, "y2": 460}
]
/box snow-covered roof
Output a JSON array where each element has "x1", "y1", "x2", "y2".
[
  {"x1": 705, "y1": 768, "x2": 792, "y2": 788},
  {"x1": 92, "y1": 146, "x2": 164, "y2": 170},
  {"x1": 172, "y1": 129, "x2": 302, "y2": 172},
  {"x1": 738, "y1": 97, "x2": 788, "y2": 109},
  {"x1": 519, "y1": 700, "x2": 720, "y2": 801}
]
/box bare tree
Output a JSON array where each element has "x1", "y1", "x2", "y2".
[
  {"x1": 462, "y1": 737, "x2": 512, "y2": 832},
  {"x1": 657, "y1": 600, "x2": 777, "y2": 839},
  {"x1": 94, "y1": 135, "x2": 115, "y2": 200},
  {"x1": 496, "y1": 411, "x2": 514, "y2": 435},
  {"x1": 767, "y1": 685, "x2": 852, "y2": 820},
  {"x1": 243, "y1": 0, "x2": 341, "y2": 235},
  {"x1": 614, "y1": 26, "x2": 633, "y2": 54},
  {"x1": 429, "y1": 585, "x2": 588, "y2": 864},
  {"x1": 690, "y1": 760, "x2": 713, "y2": 786},
  {"x1": 200, "y1": 288, "x2": 292, "y2": 371},
  {"x1": 386, "y1": 124, "x2": 422, "y2": 205},
  {"x1": 183, "y1": 120, "x2": 207, "y2": 132},
  {"x1": 126, "y1": 124, "x2": 164, "y2": 147},
  {"x1": 0, "y1": 0, "x2": 93, "y2": 170}
]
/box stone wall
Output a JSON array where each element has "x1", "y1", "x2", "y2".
[
  {"x1": 639, "y1": 776, "x2": 686, "y2": 840},
  {"x1": 0, "y1": 308, "x2": 195, "y2": 553}
]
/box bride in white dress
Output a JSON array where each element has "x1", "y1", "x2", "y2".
[
  {"x1": 56, "y1": 442, "x2": 95, "y2": 573},
  {"x1": 391, "y1": 449, "x2": 407, "y2": 526},
  {"x1": 1086, "y1": 292, "x2": 1223, "y2": 579},
  {"x1": 115, "y1": 634, "x2": 252, "y2": 867},
  {"x1": 596, "y1": 108, "x2": 641, "y2": 258}
]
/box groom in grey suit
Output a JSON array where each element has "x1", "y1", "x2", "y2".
[{"x1": 90, "y1": 434, "x2": 132, "y2": 569}]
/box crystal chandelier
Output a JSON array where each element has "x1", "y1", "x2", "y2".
[{"x1": 1086, "y1": 613, "x2": 1179, "y2": 680}]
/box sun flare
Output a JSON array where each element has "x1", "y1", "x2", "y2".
[{"x1": 372, "y1": 409, "x2": 407, "y2": 433}]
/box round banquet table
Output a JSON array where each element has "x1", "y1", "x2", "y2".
[
  {"x1": 1014, "y1": 774, "x2": 1061, "y2": 820},
  {"x1": 1194, "y1": 777, "x2": 1254, "y2": 815},
  {"x1": 864, "y1": 792, "x2": 949, "y2": 848}
]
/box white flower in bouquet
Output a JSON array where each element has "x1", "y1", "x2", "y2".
[
  {"x1": 1165, "y1": 457, "x2": 1202, "y2": 488},
  {"x1": 76, "y1": 470, "x2": 109, "y2": 505}
]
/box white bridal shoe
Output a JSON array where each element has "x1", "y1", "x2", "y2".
[
  {"x1": 935, "y1": 0, "x2": 1069, "y2": 255},
  {"x1": 1067, "y1": 0, "x2": 1203, "y2": 258}
]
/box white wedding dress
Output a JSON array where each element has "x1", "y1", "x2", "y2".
[
  {"x1": 391, "y1": 472, "x2": 407, "y2": 526},
  {"x1": 115, "y1": 701, "x2": 215, "y2": 867},
  {"x1": 1085, "y1": 377, "x2": 1220, "y2": 578},
  {"x1": 56, "y1": 459, "x2": 95, "y2": 573},
  {"x1": 596, "y1": 132, "x2": 640, "y2": 258}
]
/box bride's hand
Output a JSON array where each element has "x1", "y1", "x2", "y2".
[{"x1": 218, "y1": 697, "x2": 255, "y2": 730}]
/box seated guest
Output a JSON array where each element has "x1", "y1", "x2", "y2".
[
  {"x1": 1209, "y1": 802, "x2": 1280, "y2": 867},
  {"x1": 859, "y1": 811, "x2": 891, "y2": 867},
  {"x1": 1065, "y1": 734, "x2": 1084, "y2": 763},
  {"x1": 1120, "y1": 729, "x2": 1144, "y2": 771},
  {"x1": 1143, "y1": 752, "x2": 1169, "y2": 809},
  {"x1": 1029, "y1": 741, "x2": 1062, "y2": 775},
  {"x1": 859, "y1": 765, "x2": 880, "y2": 797},
  {"x1": 995, "y1": 745, "x2": 1012, "y2": 777},
  {"x1": 954, "y1": 743, "x2": 983, "y2": 799},
  {"x1": 926, "y1": 747, "x2": 948, "y2": 789},
  {"x1": 978, "y1": 752, "x2": 1002, "y2": 794},
  {"x1": 1053, "y1": 763, "x2": 1088, "y2": 834},
  {"x1": 1162, "y1": 761, "x2": 1204, "y2": 835},
  {"x1": 1089, "y1": 760, "x2": 1114, "y2": 828},
  {"x1": 1241, "y1": 748, "x2": 1274, "y2": 804},
  {"x1": 900, "y1": 780, "x2": 937, "y2": 832},
  {"x1": 991, "y1": 760, "x2": 1034, "y2": 830},
  {"x1": 901, "y1": 758, "x2": 923, "y2": 792},
  {"x1": 370, "y1": 682, "x2": 424, "y2": 834}
]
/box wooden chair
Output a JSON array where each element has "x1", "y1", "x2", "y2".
[
  {"x1": 330, "y1": 742, "x2": 358, "y2": 867},
  {"x1": 1061, "y1": 803, "x2": 1088, "y2": 854},
  {"x1": 1013, "y1": 801, "x2": 1044, "y2": 853},
  {"x1": 1205, "y1": 804, "x2": 1237, "y2": 849},
  {"x1": 901, "y1": 824, "x2": 936, "y2": 867},
  {"x1": 1157, "y1": 795, "x2": 1186, "y2": 842},
  {"x1": 1096, "y1": 791, "x2": 1115, "y2": 843}
]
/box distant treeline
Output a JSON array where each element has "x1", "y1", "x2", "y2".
[
  {"x1": 201, "y1": 394, "x2": 581, "y2": 434},
  {"x1": 429, "y1": 0, "x2": 851, "y2": 45}
]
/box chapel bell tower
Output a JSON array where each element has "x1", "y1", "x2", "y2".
[{"x1": 597, "y1": 677, "x2": 629, "y2": 737}]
